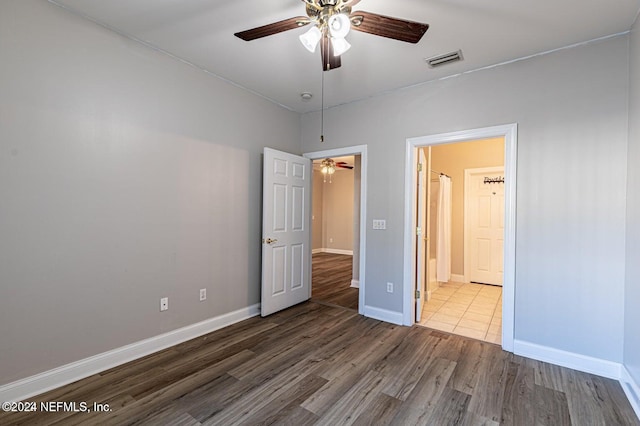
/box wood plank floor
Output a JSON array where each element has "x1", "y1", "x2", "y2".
[
  {"x1": 311, "y1": 253, "x2": 358, "y2": 311},
  {"x1": 2, "y1": 302, "x2": 638, "y2": 425}
]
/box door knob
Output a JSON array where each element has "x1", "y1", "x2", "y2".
[{"x1": 263, "y1": 238, "x2": 278, "y2": 244}]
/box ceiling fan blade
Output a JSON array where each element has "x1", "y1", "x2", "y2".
[
  {"x1": 320, "y1": 35, "x2": 342, "y2": 71},
  {"x1": 235, "y1": 17, "x2": 311, "y2": 41},
  {"x1": 350, "y1": 11, "x2": 428, "y2": 44},
  {"x1": 335, "y1": 161, "x2": 354, "y2": 169}
]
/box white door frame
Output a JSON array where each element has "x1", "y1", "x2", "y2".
[
  {"x1": 403, "y1": 124, "x2": 517, "y2": 352},
  {"x1": 464, "y1": 166, "x2": 505, "y2": 285},
  {"x1": 416, "y1": 148, "x2": 427, "y2": 321},
  {"x1": 303, "y1": 145, "x2": 367, "y2": 316}
]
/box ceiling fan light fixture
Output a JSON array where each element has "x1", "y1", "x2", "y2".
[
  {"x1": 331, "y1": 37, "x2": 351, "y2": 56},
  {"x1": 320, "y1": 158, "x2": 336, "y2": 183},
  {"x1": 236, "y1": 2, "x2": 430, "y2": 72},
  {"x1": 320, "y1": 159, "x2": 335, "y2": 175},
  {"x1": 299, "y1": 26, "x2": 322, "y2": 52},
  {"x1": 328, "y1": 13, "x2": 351, "y2": 39}
]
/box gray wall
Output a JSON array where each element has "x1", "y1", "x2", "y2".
[
  {"x1": 301, "y1": 36, "x2": 629, "y2": 363},
  {"x1": 322, "y1": 169, "x2": 354, "y2": 252},
  {"x1": 625, "y1": 15, "x2": 640, "y2": 387},
  {"x1": 312, "y1": 170, "x2": 325, "y2": 250},
  {"x1": 312, "y1": 168, "x2": 355, "y2": 251},
  {"x1": 0, "y1": 0, "x2": 300, "y2": 385}
]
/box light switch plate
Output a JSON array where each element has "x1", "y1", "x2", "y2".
[{"x1": 373, "y1": 219, "x2": 386, "y2": 230}]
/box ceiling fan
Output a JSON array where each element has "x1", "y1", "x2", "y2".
[
  {"x1": 317, "y1": 158, "x2": 354, "y2": 182},
  {"x1": 318, "y1": 158, "x2": 354, "y2": 171},
  {"x1": 234, "y1": 0, "x2": 429, "y2": 71},
  {"x1": 335, "y1": 160, "x2": 353, "y2": 169}
]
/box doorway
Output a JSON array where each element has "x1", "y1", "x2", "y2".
[
  {"x1": 417, "y1": 143, "x2": 504, "y2": 344},
  {"x1": 304, "y1": 145, "x2": 368, "y2": 316},
  {"x1": 403, "y1": 124, "x2": 517, "y2": 352},
  {"x1": 311, "y1": 155, "x2": 359, "y2": 310}
]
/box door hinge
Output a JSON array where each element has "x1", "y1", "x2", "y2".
[
  {"x1": 417, "y1": 162, "x2": 423, "y2": 172},
  {"x1": 416, "y1": 226, "x2": 422, "y2": 236},
  {"x1": 415, "y1": 290, "x2": 421, "y2": 299}
]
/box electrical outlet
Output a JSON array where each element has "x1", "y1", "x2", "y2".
[
  {"x1": 199, "y1": 288, "x2": 207, "y2": 301},
  {"x1": 329, "y1": 237, "x2": 333, "y2": 243},
  {"x1": 160, "y1": 297, "x2": 168, "y2": 311},
  {"x1": 386, "y1": 282, "x2": 393, "y2": 293}
]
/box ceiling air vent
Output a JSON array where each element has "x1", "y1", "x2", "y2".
[{"x1": 425, "y1": 50, "x2": 463, "y2": 68}]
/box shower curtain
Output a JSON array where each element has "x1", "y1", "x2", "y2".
[{"x1": 436, "y1": 175, "x2": 452, "y2": 283}]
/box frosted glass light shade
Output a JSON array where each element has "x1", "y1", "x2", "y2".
[
  {"x1": 328, "y1": 13, "x2": 351, "y2": 39},
  {"x1": 331, "y1": 37, "x2": 351, "y2": 56},
  {"x1": 299, "y1": 26, "x2": 322, "y2": 53}
]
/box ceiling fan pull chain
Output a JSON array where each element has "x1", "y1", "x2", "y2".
[{"x1": 321, "y1": 68, "x2": 325, "y2": 142}]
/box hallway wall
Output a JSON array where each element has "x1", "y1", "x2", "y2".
[{"x1": 314, "y1": 169, "x2": 355, "y2": 252}]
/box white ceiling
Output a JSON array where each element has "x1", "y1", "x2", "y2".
[{"x1": 50, "y1": 0, "x2": 639, "y2": 113}]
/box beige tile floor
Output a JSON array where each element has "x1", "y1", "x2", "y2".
[{"x1": 418, "y1": 281, "x2": 502, "y2": 345}]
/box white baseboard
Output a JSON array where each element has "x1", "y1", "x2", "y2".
[
  {"x1": 312, "y1": 248, "x2": 353, "y2": 256},
  {"x1": 350, "y1": 279, "x2": 360, "y2": 288},
  {"x1": 514, "y1": 339, "x2": 640, "y2": 420},
  {"x1": 513, "y1": 339, "x2": 622, "y2": 380},
  {"x1": 323, "y1": 248, "x2": 353, "y2": 255},
  {"x1": 621, "y1": 366, "x2": 640, "y2": 420},
  {"x1": 450, "y1": 274, "x2": 465, "y2": 283},
  {"x1": 0, "y1": 304, "x2": 261, "y2": 402},
  {"x1": 363, "y1": 305, "x2": 403, "y2": 325}
]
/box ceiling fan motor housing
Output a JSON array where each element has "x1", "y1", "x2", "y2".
[{"x1": 307, "y1": 2, "x2": 352, "y2": 31}]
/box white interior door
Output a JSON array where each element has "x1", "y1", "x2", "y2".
[
  {"x1": 261, "y1": 148, "x2": 311, "y2": 316},
  {"x1": 467, "y1": 167, "x2": 504, "y2": 286}
]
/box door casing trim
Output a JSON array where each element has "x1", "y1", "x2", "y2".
[
  {"x1": 404, "y1": 124, "x2": 517, "y2": 352},
  {"x1": 304, "y1": 145, "x2": 368, "y2": 316}
]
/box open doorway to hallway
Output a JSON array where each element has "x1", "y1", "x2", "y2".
[{"x1": 310, "y1": 155, "x2": 360, "y2": 311}]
